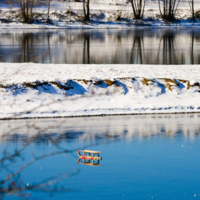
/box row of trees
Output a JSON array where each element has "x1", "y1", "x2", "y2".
[
  {"x1": 18, "y1": 0, "x2": 51, "y2": 23},
  {"x1": 129, "y1": 0, "x2": 195, "y2": 21},
  {"x1": 16, "y1": 0, "x2": 195, "y2": 23}
]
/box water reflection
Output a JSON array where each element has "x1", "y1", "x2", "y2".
[
  {"x1": 130, "y1": 31, "x2": 144, "y2": 64},
  {"x1": 1, "y1": 114, "x2": 200, "y2": 144},
  {"x1": 1, "y1": 29, "x2": 200, "y2": 64},
  {"x1": 78, "y1": 158, "x2": 101, "y2": 166},
  {"x1": 1, "y1": 115, "x2": 200, "y2": 199},
  {"x1": 157, "y1": 31, "x2": 177, "y2": 64}
]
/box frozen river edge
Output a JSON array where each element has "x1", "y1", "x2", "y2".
[
  {"x1": 1, "y1": 63, "x2": 200, "y2": 119},
  {"x1": 1, "y1": 22, "x2": 200, "y2": 29}
]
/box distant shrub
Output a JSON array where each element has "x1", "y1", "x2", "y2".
[{"x1": 194, "y1": 10, "x2": 200, "y2": 18}]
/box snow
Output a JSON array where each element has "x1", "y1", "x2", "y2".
[
  {"x1": 0, "y1": 63, "x2": 200, "y2": 118},
  {"x1": 1, "y1": 0, "x2": 200, "y2": 29},
  {"x1": 1, "y1": 64, "x2": 200, "y2": 84}
]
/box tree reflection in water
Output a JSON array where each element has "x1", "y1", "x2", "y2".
[
  {"x1": 129, "y1": 30, "x2": 144, "y2": 64},
  {"x1": 83, "y1": 32, "x2": 90, "y2": 64},
  {"x1": 1, "y1": 29, "x2": 200, "y2": 64},
  {"x1": 157, "y1": 30, "x2": 177, "y2": 64}
]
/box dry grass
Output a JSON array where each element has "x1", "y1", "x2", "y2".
[{"x1": 142, "y1": 78, "x2": 154, "y2": 86}]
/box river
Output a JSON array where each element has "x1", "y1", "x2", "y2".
[
  {"x1": 1, "y1": 29, "x2": 200, "y2": 64},
  {"x1": 0, "y1": 114, "x2": 200, "y2": 199}
]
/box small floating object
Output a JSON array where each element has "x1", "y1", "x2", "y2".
[{"x1": 77, "y1": 149, "x2": 102, "y2": 161}]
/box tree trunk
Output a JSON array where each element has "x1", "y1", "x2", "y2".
[
  {"x1": 86, "y1": 0, "x2": 90, "y2": 20},
  {"x1": 29, "y1": 0, "x2": 34, "y2": 23},
  {"x1": 83, "y1": 0, "x2": 90, "y2": 20},
  {"x1": 47, "y1": 0, "x2": 51, "y2": 22},
  {"x1": 192, "y1": 0, "x2": 194, "y2": 19},
  {"x1": 83, "y1": 0, "x2": 86, "y2": 18},
  {"x1": 26, "y1": 0, "x2": 29, "y2": 22},
  {"x1": 130, "y1": 0, "x2": 137, "y2": 19}
]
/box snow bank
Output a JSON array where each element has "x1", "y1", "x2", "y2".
[
  {"x1": 0, "y1": 63, "x2": 200, "y2": 118},
  {"x1": 1, "y1": 0, "x2": 200, "y2": 29},
  {"x1": 1, "y1": 63, "x2": 200, "y2": 83}
]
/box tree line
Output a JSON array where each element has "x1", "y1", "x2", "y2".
[{"x1": 8, "y1": 0, "x2": 196, "y2": 23}]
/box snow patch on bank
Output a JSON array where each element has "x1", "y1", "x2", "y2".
[{"x1": 0, "y1": 63, "x2": 200, "y2": 118}]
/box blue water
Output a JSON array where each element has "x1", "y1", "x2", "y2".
[{"x1": 0, "y1": 115, "x2": 200, "y2": 199}]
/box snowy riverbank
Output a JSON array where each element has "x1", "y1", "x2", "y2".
[
  {"x1": 1, "y1": 0, "x2": 200, "y2": 29},
  {"x1": 0, "y1": 63, "x2": 200, "y2": 118}
]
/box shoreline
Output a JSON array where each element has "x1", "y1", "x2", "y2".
[
  {"x1": 1, "y1": 110, "x2": 200, "y2": 120},
  {"x1": 1, "y1": 23, "x2": 200, "y2": 29}
]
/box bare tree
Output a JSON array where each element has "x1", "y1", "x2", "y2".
[
  {"x1": 0, "y1": 104, "x2": 110, "y2": 199},
  {"x1": 83, "y1": 0, "x2": 90, "y2": 21},
  {"x1": 128, "y1": 0, "x2": 146, "y2": 19},
  {"x1": 18, "y1": 0, "x2": 34, "y2": 23},
  {"x1": 188, "y1": 0, "x2": 194, "y2": 19},
  {"x1": 158, "y1": 0, "x2": 181, "y2": 21},
  {"x1": 0, "y1": 128, "x2": 80, "y2": 198},
  {"x1": 47, "y1": 0, "x2": 51, "y2": 23}
]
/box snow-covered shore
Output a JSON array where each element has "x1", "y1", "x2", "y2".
[
  {"x1": 1, "y1": 0, "x2": 200, "y2": 29},
  {"x1": 0, "y1": 63, "x2": 200, "y2": 119},
  {"x1": 1, "y1": 20, "x2": 200, "y2": 29}
]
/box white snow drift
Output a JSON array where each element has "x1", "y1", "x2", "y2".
[{"x1": 0, "y1": 63, "x2": 200, "y2": 118}]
